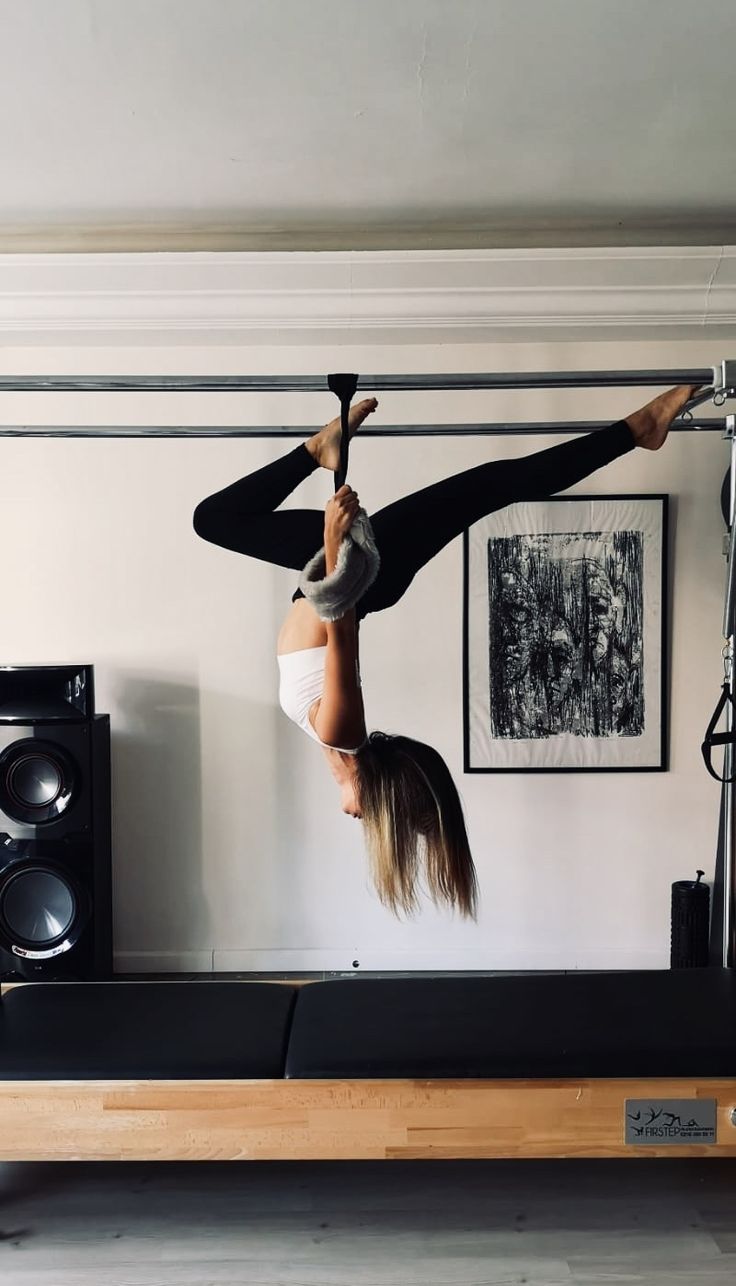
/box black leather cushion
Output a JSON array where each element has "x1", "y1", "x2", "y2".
[
  {"x1": 0, "y1": 982, "x2": 296, "y2": 1079},
  {"x1": 285, "y1": 971, "x2": 736, "y2": 1078}
]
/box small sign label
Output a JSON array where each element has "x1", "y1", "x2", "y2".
[
  {"x1": 12, "y1": 939, "x2": 70, "y2": 960},
  {"x1": 625, "y1": 1098, "x2": 717, "y2": 1146}
]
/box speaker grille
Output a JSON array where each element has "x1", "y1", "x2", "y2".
[
  {"x1": 0, "y1": 864, "x2": 83, "y2": 956},
  {"x1": 0, "y1": 741, "x2": 76, "y2": 823}
]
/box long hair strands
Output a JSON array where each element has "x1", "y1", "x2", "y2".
[{"x1": 355, "y1": 732, "x2": 478, "y2": 918}]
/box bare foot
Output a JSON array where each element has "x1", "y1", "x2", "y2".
[
  {"x1": 625, "y1": 384, "x2": 702, "y2": 451},
  {"x1": 306, "y1": 397, "x2": 378, "y2": 471}
]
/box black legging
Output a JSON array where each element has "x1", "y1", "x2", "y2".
[{"x1": 193, "y1": 420, "x2": 635, "y2": 619}]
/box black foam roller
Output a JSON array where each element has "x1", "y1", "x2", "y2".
[{"x1": 671, "y1": 871, "x2": 710, "y2": 968}]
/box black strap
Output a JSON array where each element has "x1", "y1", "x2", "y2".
[
  {"x1": 702, "y1": 682, "x2": 736, "y2": 782},
  {"x1": 327, "y1": 373, "x2": 359, "y2": 492}
]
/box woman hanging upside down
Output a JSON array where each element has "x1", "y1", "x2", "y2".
[{"x1": 193, "y1": 383, "x2": 697, "y2": 918}]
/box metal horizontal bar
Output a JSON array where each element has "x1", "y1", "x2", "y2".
[
  {"x1": 0, "y1": 420, "x2": 726, "y2": 439},
  {"x1": 0, "y1": 368, "x2": 717, "y2": 394}
]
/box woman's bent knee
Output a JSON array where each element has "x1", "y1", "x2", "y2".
[{"x1": 192, "y1": 498, "x2": 220, "y2": 542}]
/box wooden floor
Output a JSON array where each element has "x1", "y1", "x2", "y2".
[{"x1": 1, "y1": 1158, "x2": 736, "y2": 1285}]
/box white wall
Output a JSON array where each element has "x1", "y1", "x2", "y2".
[{"x1": 0, "y1": 338, "x2": 728, "y2": 972}]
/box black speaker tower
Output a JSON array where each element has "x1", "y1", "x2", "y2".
[{"x1": 0, "y1": 665, "x2": 112, "y2": 981}]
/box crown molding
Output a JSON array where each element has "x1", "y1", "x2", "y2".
[{"x1": 0, "y1": 247, "x2": 734, "y2": 346}]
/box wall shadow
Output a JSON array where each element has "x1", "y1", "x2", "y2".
[{"x1": 108, "y1": 674, "x2": 209, "y2": 969}]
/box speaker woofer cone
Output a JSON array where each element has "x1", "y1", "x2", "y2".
[
  {"x1": 0, "y1": 862, "x2": 89, "y2": 958},
  {"x1": 0, "y1": 741, "x2": 76, "y2": 823}
]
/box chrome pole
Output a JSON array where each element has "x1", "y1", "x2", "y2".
[
  {"x1": 0, "y1": 419, "x2": 726, "y2": 439},
  {"x1": 0, "y1": 368, "x2": 717, "y2": 394},
  {"x1": 722, "y1": 419, "x2": 736, "y2": 966}
]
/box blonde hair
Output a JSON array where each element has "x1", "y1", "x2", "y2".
[{"x1": 355, "y1": 732, "x2": 478, "y2": 918}]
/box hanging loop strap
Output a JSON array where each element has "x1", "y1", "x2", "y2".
[
  {"x1": 298, "y1": 371, "x2": 381, "y2": 619},
  {"x1": 327, "y1": 373, "x2": 359, "y2": 492},
  {"x1": 702, "y1": 682, "x2": 736, "y2": 782}
]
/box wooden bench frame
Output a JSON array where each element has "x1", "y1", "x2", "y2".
[{"x1": 1, "y1": 1077, "x2": 735, "y2": 1161}]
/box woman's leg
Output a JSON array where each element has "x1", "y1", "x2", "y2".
[
  {"x1": 192, "y1": 397, "x2": 378, "y2": 571},
  {"x1": 359, "y1": 385, "x2": 696, "y2": 617},
  {"x1": 193, "y1": 443, "x2": 323, "y2": 571}
]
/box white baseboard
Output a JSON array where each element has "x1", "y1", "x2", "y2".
[{"x1": 114, "y1": 947, "x2": 667, "y2": 974}]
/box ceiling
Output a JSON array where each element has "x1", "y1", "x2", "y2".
[{"x1": 1, "y1": 0, "x2": 735, "y2": 251}]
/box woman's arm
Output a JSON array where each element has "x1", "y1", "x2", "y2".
[
  {"x1": 311, "y1": 611, "x2": 366, "y2": 748},
  {"x1": 310, "y1": 486, "x2": 367, "y2": 749}
]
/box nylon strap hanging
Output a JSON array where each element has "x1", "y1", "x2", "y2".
[
  {"x1": 702, "y1": 681, "x2": 736, "y2": 782},
  {"x1": 327, "y1": 373, "x2": 359, "y2": 490},
  {"x1": 297, "y1": 371, "x2": 380, "y2": 619}
]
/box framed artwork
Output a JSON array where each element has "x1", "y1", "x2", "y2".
[{"x1": 463, "y1": 495, "x2": 668, "y2": 773}]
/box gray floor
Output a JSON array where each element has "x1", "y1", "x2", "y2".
[{"x1": 1, "y1": 1158, "x2": 735, "y2": 1285}]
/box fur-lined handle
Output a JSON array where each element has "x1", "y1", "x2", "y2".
[{"x1": 299, "y1": 510, "x2": 381, "y2": 622}]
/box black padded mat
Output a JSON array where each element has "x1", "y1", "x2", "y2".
[
  {"x1": 0, "y1": 981, "x2": 297, "y2": 1079},
  {"x1": 285, "y1": 971, "x2": 736, "y2": 1079}
]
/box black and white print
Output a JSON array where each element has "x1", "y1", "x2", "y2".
[
  {"x1": 488, "y1": 529, "x2": 644, "y2": 740},
  {"x1": 464, "y1": 496, "x2": 667, "y2": 771}
]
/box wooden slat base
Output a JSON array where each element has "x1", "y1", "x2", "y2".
[{"x1": 1, "y1": 1078, "x2": 735, "y2": 1161}]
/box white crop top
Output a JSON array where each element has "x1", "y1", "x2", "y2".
[{"x1": 277, "y1": 646, "x2": 366, "y2": 754}]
